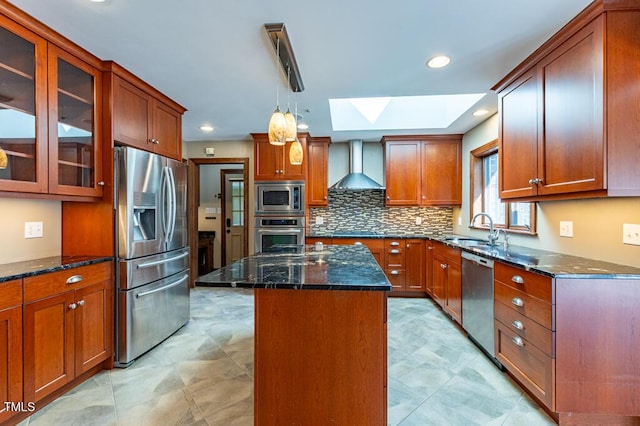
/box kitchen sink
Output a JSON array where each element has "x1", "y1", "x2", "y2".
[{"x1": 443, "y1": 237, "x2": 491, "y2": 247}]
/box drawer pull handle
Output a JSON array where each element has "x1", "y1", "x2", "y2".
[
  {"x1": 353, "y1": 242, "x2": 363, "y2": 246},
  {"x1": 512, "y1": 336, "x2": 525, "y2": 347},
  {"x1": 68, "y1": 303, "x2": 77, "y2": 310},
  {"x1": 77, "y1": 300, "x2": 85, "y2": 307},
  {"x1": 390, "y1": 249, "x2": 400, "y2": 254},
  {"x1": 511, "y1": 297, "x2": 524, "y2": 307},
  {"x1": 511, "y1": 275, "x2": 524, "y2": 284},
  {"x1": 66, "y1": 275, "x2": 84, "y2": 284},
  {"x1": 390, "y1": 242, "x2": 400, "y2": 246},
  {"x1": 390, "y1": 270, "x2": 399, "y2": 275},
  {"x1": 512, "y1": 320, "x2": 524, "y2": 330}
]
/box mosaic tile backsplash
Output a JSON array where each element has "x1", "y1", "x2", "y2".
[{"x1": 309, "y1": 189, "x2": 453, "y2": 236}]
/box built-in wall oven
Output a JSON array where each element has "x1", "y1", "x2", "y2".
[
  {"x1": 255, "y1": 181, "x2": 304, "y2": 215},
  {"x1": 255, "y1": 216, "x2": 305, "y2": 253}
]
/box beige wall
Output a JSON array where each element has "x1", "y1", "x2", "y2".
[
  {"x1": 0, "y1": 198, "x2": 61, "y2": 264},
  {"x1": 454, "y1": 114, "x2": 640, "y2": 267}
]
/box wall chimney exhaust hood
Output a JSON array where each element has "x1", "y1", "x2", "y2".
[{"x1": 329, "y1": 140, "x2": 385, "y2": 190}]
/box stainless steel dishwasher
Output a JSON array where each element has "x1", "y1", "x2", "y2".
[{"x1": 461, "y1": 251, "x2": 502, "y2": 367}]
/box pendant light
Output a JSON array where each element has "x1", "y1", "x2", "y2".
[
  {"x1": 268, "y1": 37, "x2": 286, "y2": 146},
  {"x1": 0, "y1": 147, "x2": 7, "y2": 169},
  {"x1": 289, "y1": 92, "x2": 303, "y2": 165},
  {"x1": 284, "y1": 67, "x2": 297, "y2": 141}
]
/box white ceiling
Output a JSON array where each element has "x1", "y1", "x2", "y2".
[{"x1": 8, "y1": 0, "x2": 593, "y2": 143}]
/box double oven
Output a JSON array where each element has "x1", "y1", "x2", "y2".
[{"x1": 254, "y1": 181, "x2": 305, "y2": 253}]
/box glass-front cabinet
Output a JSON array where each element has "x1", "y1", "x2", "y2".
[{"x1": 0, "y1": 16, "x2": 102, "y2": 198}]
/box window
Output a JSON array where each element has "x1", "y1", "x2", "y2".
[
  {"x1": 470, "y1": 140, "x2": 536, "y2": 234},
  {"x1": 231, "y1": 180, "x2": 244, "y2": 226}
]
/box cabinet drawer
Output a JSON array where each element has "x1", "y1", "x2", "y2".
[
  {"x1": 495, "y1": 320, "x2": 554, "y2": 410},
  {"x1": 495, "y1": 263, "x2": 552, "y2": 303},
  {"x1": 385, "y1": 248, "x2": 405, "y2": 267},
  {"x1": 385, "y1": 239, "x2": 405, "y2": 249},
  {"x1": 385, "y1": 269, "x2": 405, "y2": 289},
  {"x1": 0, "y1": 279, "x2": 22, "y2": 310},
  {"x1": 494, "y1": 281, "x2": 553, "y2": 330},
  {"x1": 495, "y1": 301, "x2": 554, "y2": 356},
  {"x1": 24, "y1": 262, "x2": 112, "y2": 303}
]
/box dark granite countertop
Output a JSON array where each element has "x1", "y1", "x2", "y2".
[
  {"x1": 0, "y1": 256, "x2": 113, "y2": 283},
  {"x1": 308, "y1": 231, "x2": 640, "y2": 278},
  {"x1": 196, "y1": 244, "x2": 392, "y2": 291}
]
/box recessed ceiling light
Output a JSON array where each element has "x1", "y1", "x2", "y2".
[
  {"x1": 89, "y1": 0, "x2": 106, "y2": 2},
  {"x1": 473, "y1": 109, "x2": 489, "y2": 117},
  {"x1": 199, "y1": 125, "x2": 214, "y2": 132},
  {"x1": 427, "y1": 55, "x2": 451, "y2": 69},
  {"x1": 297, "y1": 123, "x2": 309, "y2": 130}
]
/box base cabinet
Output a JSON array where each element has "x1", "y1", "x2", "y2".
[
  {"x1": 23, "y1": 262, "x2": 112, "y2": 403},
  {"x1": 0, "y1": 280, "x2": 23, "y2": 425},
  {"x1": 431, "y1": 242, "x2": 462, "y2": 323}
]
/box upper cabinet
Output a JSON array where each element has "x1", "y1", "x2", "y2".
[
  {"x1": 0, "y1": 13, "x2": 103, "y2": 198},
  {"x1": 382, "y1": 135, "x2": 462, "y2": 207},
  {"x1": 252, "y1": 133, "x2": 307, "y2": 181},
  {"x1": 107, "y1": 62, "x2": 185, "y2": 161},
  {"x1": 306, "y1": 136, "x2": 330, "y2": 207},
  {"x1": 494, "y1": 3, "x2": 640, "y2": 201}
]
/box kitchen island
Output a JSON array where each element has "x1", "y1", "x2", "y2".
[{"x1": 196, "y1": 244, "x2": 392, "y2": 425}]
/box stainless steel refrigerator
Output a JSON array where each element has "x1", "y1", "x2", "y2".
[{"x1": 114, "y1": 146, "x2": 190, "y2": 367}]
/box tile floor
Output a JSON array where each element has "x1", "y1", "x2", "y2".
[{"x1": 18, "y1": 288, "x2": 556, "y2": 426}]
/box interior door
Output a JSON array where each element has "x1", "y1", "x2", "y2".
[{"x1": 222, "y1": 171, "x2": 245, "y2": 265}]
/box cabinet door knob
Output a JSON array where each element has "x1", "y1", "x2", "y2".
[
  {"x1": 512, "y1": 320, "x2": 524, "y2": 330},
  {"x1": 511, "y1": 297, "x2": 524, "y2": 307},
  {"x1": 440, "y1": 263, "x2": 447, "y2": 269},
  {"x1": 528, "y1": 178, "x2": 535, "y2": 185},
  {"x1": 66, "y1": 275, "x2": 84, "y2": 284},
  {"x1": 97, "y1": 181, "x2": 105, "y2": 186},
  {"x1": 428, "y1": 246, "x2": 434, "y2": 250},
  {"x1": 69, "y1": 303, "x2": 77, "y2": 310},
  {"x1": 511, "y1": 275, "x2": 524, "y2": 284},
  {"x1": 323, "y1": 196, "x2": 327, "y2": 200},
  {"x1": 422, "y1": 195, "x2": 426, "y2": 200},
  {"x1": 77, "y1": 299, "x2": 85, "y2": 307},
  {"x1": 386, "y1": 196, "x2": 390, "y2": 200},
  {"x1": 511, "y1": 336, "x2": 525, "y2": 347}
]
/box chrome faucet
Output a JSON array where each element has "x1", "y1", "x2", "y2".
[{"x1": 471, "y1": 212, "x2": 500, "y2": 246}]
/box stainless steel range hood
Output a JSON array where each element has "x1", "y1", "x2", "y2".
[{"x1": 329, "y1": 140, "x2": 385, "y2": 190}]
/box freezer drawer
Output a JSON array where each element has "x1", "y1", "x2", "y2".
[
  {"x1": 116, "y1": 270, "x2": 190, "y2": 366},
  {"x1": 119, "y1": 247, "x2": 190, "y2": 290}
]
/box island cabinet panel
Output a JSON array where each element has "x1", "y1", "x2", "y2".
[
  {"x1": 495, "y1": 4, "x2": 640, "y2": 201},
  {"x1": 0, "y1": 279, "x2": 23, "y2": 425},
  {"x1": 255, "y1": 289, "x2": 387, "y2": 425},
  {"x1": 555, "y1": 278, "x2": 640, "y2": 418}
]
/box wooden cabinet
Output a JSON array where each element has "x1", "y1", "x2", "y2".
[
  {"x1": 109, "y1": 63, "x2": 185, "y2": 161},
  {"x1": 493, "y1": 262, "x2": 554, "y2": 410},
  {"x1": 23, "y1": 262, "x2": 112, "y2": 403},
  {"x1": 382, "y1": 136, "x2": 462, "y2": 206},
  {"x1": 0, "y1": 279, "x2": 23, "y2": 425},
  {"x1": 384, "y1": 238, "x2": 425, "y2": 293},
  {"x1": 425, "y1": 241, "x2": 435, "y2": 297},
  {"x1": 253, "y1": 133, "x2": 307, "y2": 181},
  {"x1": 431, "y1": 242, "x2": 462, "y2": 323},
  {"x1": 495, "y1": 4, "x2": 640, "y2": 200},
  {"x1": 0, "y1": 13, "x2": 103, "y2": 198},
  {"x1": 306, "y1": 137, "x2": 330, "y2": 206}
]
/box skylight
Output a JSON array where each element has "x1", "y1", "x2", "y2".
[{"x1": 329, "y1": 93, "x2": 485, "y2": 131}]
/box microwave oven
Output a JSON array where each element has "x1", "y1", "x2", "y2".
[{"x1": 255, "y1": 181, "x2": 304, "y2": 215}]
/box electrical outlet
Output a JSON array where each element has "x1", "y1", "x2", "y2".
[
  {"x1": 25, "y1": 221, "x2": 43, "y2": 239},
  {"x1": 415, "y1": 217, "x2": 422, "y2": 225},
  {"x1": 559, "y1": 221, "x2": 573, "y2": 238},
  {"x1": 315, "y1": 216, "x2": 324, "y2": 225},
  {"x1": 458, "y1": 216, "x2": 462, "y2": 226},
  {"x1": 623, "y1": 223, "x2": 640, "y2": 246}
]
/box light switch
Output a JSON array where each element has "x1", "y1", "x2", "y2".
[
  {"x1": 316, "y1": 216, "x2": 324, "y2": 225},
  {"x1": 25, "y1": 221, "x2": 43, "y2": 239},
  {"x1": 623, "y1": 223, "x2": 640, "y2": 246}
]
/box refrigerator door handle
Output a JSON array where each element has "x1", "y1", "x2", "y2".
[
  {"x1": 167, "y1": 167, "x2": 177, "y2": 244},
  {"x1": 136, "y1": 251, "x2": 190, "y2": 269},
  {"x1": 135, "y1": 274, "x2": 189, "y2": 298},
  {"x1": 161, "y1": 166, "x2": 171, "y2": 245}
]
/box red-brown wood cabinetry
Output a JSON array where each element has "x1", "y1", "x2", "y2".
[
  {"x1": 253, "y1": 133, "x2": 307, "y2": 181},
  {"x1": 306, "y1": 137, "x2": 330, "y2": 206},
  {"x1": 495, "y1": 4, "x2": 640, "y2": 200},
  {"x1": 0, "y1": 279, "x2": 23, "y2": 425},
  {"x1": 431, "y1": 242, "x2": 462, "y2": 323},
  {"x1": 382, "y1": 136, "x2": 461, "y2": 206}
]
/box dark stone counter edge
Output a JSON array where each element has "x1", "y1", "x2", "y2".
[
  {"x1": 308, "y1": 234, "x2": 640, "y2": 278},
  {"x1": 0, "y1": 256, "x2": 113, "y2": 283},
  {"x1": 196, "y1": 281, "x2": 392, "y2": 292}
]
